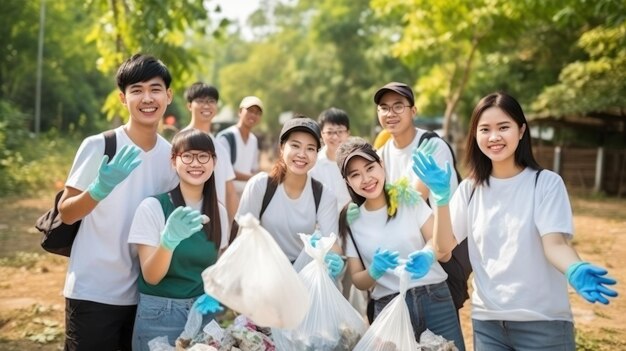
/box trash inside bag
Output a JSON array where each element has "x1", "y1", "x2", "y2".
[
  {"x1": 202, "y1": 213, "x2": 309, "y2": 328},
  {"x1": 273, "y1": 233, "x2": 367, "y2": 350}
]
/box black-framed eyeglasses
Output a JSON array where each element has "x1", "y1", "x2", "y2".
[
  {"x1": 377, "y1": 103, "x2": 412, "y2": 115},
  {"x1": 177, "y1": 152, "x2": 213, "y2": 164},
  {"x1": 322, "y1": 129, "x2": 348, "y2": 137},
  {"x1": 193, "y1": 98, "x2": 217, "y2": 105}
]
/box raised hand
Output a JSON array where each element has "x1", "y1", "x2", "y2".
[
  {"x1": 567, "y1": 262, "x2": 618, "y2": 304},
  {"x1": 413, "y1": 137, "x2": 438, "y2": 157},
  {"x1": 160, "y1": 207, "x2": 204, "y2": 251},
  {"x1": 88, "y1": 144, "x2": 142, "y2": 201},
  {"x1": 411, "y1": 152, "x2": 452, "y2": 206},
  {"x1": 405, "y1": 248, "x2": 435, "y2": 280},
  {"x1": 369, "y1": 248, "x2": 400, "y2": 280},
  {"x1": 346, "y1": 202, "x2": 360, "y2": 225}
]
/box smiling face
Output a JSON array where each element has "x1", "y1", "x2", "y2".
[
  {"x1": 376, "y1": 91, "x2": 416, "y2": 137},
  {"x1": 345, "y1": 156, "x2": 386, "y2": 201},
  {"x1": 239, "y1": 105, "x2": 262, "y2": 129},
  {"x1": 172, "y1": 149, "x2": 216, "y2": 188},
  {"x1": 120, "y1": 77, "x2": 172, "y2": 127},
  {"x1": 188, "y1": 97, "x2": 218, "y2": 124},
  {"x1": 321, "y1": 123, "x2": 349, "y2": 152},
  {"x1": 280, "y1": 131, "x2": 319, "y2": 176},
  {"x1": 476, "y1": 107, "x2": 526, "y2": 170}
]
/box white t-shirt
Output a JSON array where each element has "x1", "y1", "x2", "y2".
[
  {"x1": 309, "y1": 146, "x2": 351, "y2": 211},
  {"x1": 63, "y1": 126, "x2": 178, "y2": 305},
  {"x1": 127, "y1": 197, "x2": 229, "y2": 250},
  {"x1": 449, "y1": 167, "x2": 574, "y2": 322},
  {"x1": 345, "y1": 202, "x2": 447, "y2": 299},
  {"x1": 236, "y1": 172, "x2": 338, "y2": 261},
  {"x1": 217, "y1": 126, "x2": 259, "y2": 195},
  {"x1": 378, "y1": 128, "x2": 459, "y2": 203}
]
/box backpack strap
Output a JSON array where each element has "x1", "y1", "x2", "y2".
[
  {"x1": 311, "y1": 177, "x2": 323, "y2": 213},
  {"x1": 346, "y1": 225, "x2": 365, "y2": 269},
  {"x1": 258, "y1": 176, "x2": 324, "y2": 219},
  {"x1": 221, "y1": 131, "x2": 236, "y2": 165},
  {"x1": 103, "y1": 129, "x2": 117, "y2": 162}
]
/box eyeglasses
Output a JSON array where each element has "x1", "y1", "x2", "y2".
[
  {"x1": 322, "y1": 129, "x2": 348, "y2": 137},
  {"x1": 193, "y1": 98, "x2": 217, "y2": 105},
  {"x1": 177, "y1": 152, "x2": 213, "y2": 164},
  {"x1": 377, "y1": 103, "x2": 412, "y2": 116}
]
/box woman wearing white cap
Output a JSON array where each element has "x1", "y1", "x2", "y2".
[{"x1": 235, "y1": 115, "x2": 343, "y2": 278}]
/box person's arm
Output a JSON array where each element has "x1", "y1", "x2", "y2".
[
  {"x1": 541, "y1": 233, "x2": 581, "y2": 272},
  {"x1": 136, "y1": 244, "x2": 175, "y2": 285},
  {"x1": 233, "y1": 171, "x2": 253, "y2": 182},
  {"x1": 225, "y1": 180, "x2": 239, "y2": 223},
  {"x1": 58, "y1": 187, "x2": 99, "y2": 224},
  {"x1": 347, "y1": 257, "x2": 377, "y2": 291}
]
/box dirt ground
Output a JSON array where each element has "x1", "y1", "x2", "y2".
[{"x1": 0, "y1": 194, "x2": 625, "y2": 350}]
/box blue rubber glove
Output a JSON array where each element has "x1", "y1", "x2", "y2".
[
  {"x1": 346, "y1": 202, "x2": 360, "y2": 225},
  {"x1": 411, "y1": 151, "x2": 452, "y2": 206},
  {"x1": 325, "y1": 252, "x2": 345, "y2": 279},
  {"x1": 310, "y1": 232, "x2": 322, "y2": 248},
  {"x1": 88, "y1": 144, "x2": 142, "y2": 201},
  {"x1": 413, "y1": 137, "x2": 438, "y2": 157},
  {"x1": 566, "y1": 262, "x2": 618, "y2": 304},
  {"x1": 160, "y1": 207, "x2": 204, "y2": 251},
  {"x1": 195, "y1": 293, "x2": 223, "y2": 314},
  {"x1": 405, "y1": 248, "x2": 435, "y2": 280},
  {"x1": 369, "y1": 248, "x2": 400, "y2": 280}
]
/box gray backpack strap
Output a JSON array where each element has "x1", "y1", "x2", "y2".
[{"x1": 221, "y1": 131, "x2": 236, "y2": 164}]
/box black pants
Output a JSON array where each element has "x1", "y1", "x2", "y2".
[{"x1": 64, "y1": 298, "x2": 137, "y2": 351}]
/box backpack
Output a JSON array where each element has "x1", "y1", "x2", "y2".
[
  {"x1": 35, "y1": 130, "x2": 116, "y2": 257},
  {"x1": 417, "y1": 130, "x2": 470, "y2": 310},
  {"x1": 228, "y1": 176, "x2": 323, "y2": 244},
  {"x1": 219, "y1": 129, "x2": 261, "y2": 165}
]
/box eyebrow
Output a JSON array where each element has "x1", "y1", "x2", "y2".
[{"x1": 478, "y1": 121, "x2": 512, "y2": 127}]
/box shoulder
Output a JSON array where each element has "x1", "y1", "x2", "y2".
[
  {"x1": 534, "y1": 169, "x2": 566, "y2": 191},
  {"x1": 248, "y1": 172, "x2": 270, "y2": 187},
  {"x1": 217, "y1": 126, "x2": 236, "y2": 138}
]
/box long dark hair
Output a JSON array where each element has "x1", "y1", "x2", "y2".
[
  {"x1": 465, "y1": 91, "x2": 541, "y2": 186},
  {"x1": 170, "y1": 129, "x2": 222, "y2": 248}
]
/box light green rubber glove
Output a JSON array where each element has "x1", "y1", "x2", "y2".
[
  {"x1": 413, "y1": 137, "x2": 438, "y2": 157},
  {"x1": 88, "y1": 145, "x2": 142, "y2": 201},
  {"x1": 160, "y1": 207, "x2": 204, "y2": 251},
  {"x1": 346, "y1": 202, "x2": 360, "y2": 225}
]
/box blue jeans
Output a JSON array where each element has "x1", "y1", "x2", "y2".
[
  {"x1": 132, "y1": 293, "x2": 217, "y2": 351},
  {"x1": 473, "y1": 319, "x2": 575, "y2": 351},
  {"x1": 374, "y1": 281, "x2": 465, "y2": 351}
]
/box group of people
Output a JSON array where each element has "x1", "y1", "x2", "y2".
[{"x1": 57, "y1": 53, "x2": 617, "y2": 351}]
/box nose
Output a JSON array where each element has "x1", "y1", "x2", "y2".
[{"x1": 488, "y1": 131, "x2": 501, "y2": 142}]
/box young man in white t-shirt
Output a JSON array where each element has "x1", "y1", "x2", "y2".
[
  {"x1": 373, "y1": 82, "x2": 469, "y2": 314},
  {"x1": 58, "y1": 54, "x2": 179, "y2": 351},
  {"x1": 183, "y1": 82, "x2": 238, "y2": 222},
  {"x1": 217, "y1": 96, "x2": 263, "y2": 196}
]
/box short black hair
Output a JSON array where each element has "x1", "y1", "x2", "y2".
[
  {"x1": 116, "y1": 54, "x2": 172, "y2": 92},
  {"x1": 318, "y1": 107, "x2": 350, "y2": 131},
  {"x1": 184, "y1": 82, "x2": 219, "y2": 103}
]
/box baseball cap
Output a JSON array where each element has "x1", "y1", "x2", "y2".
[
  {"x1": 373, "y1": 82, "x2": 415, "y2": 106},
  {"x1": 279, "y1": 116, "x2": 321, "y2": 149},
  {"x1": 336, "y1": 137, "x2": 380, "y2": 178},
  {"x1": 239, "y1": 96, "x2": 264, "y2": 111}
]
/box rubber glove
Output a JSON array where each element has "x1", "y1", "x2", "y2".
[
  {"x1": 369, "y1": 248, "x2": 400, "y2": 280},
  {"x1": 87, "y1": 145, "x2": 142, "y2": 201},
  {"x1": 346, "y1": 202, "x2": 360, "y2": 225},
  {"x1": 566, "y1": 261, "x2": 618, "y2": 304},
  {"x1": 411, "y1": 151, "x2": 452, "y2": 206},
  {"x1": 160, "y1": 207, "x2": 204, "y2": 251},
  {"x1": 413, "y1": 137, "x2": 438, "y2": 157},
  {"x1": 310, "y1": 231, "x2": 322, "y2": 248},
  {"x1": 325, "y1": 252, "x2": 345, "y2": 279},
  {"x1": 405, "y1": 248, "x2": 435, "y2": 280},
  {"x1": 194, "y1": 293, "x2": 223, "y2": 314}
]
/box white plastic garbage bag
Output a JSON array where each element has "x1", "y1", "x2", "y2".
[
  {"x1": 353, "y1": 264, "x2": 418, "y2": 351},
  {"x1": 201, "y1": 213, "x2": 310, "y2": 328},
  {"x1": 273, "y1": 233, "x2": 367, "y2": 350}
]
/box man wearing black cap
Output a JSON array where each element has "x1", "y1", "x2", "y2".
[{"x1": 373, "y1": 82, "x2": 469, "y2": 316}]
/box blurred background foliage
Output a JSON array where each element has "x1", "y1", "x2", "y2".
[{"x1": 1, "y1": 0, "x2": 624, "y2": 194}]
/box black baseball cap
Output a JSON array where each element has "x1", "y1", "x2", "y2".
[
  {"x1": 374, "y1": 82, "x2": 415, "y2": 106},
  {"x1": 279, "y1": 116, "x2": 322, "y2": 149}
]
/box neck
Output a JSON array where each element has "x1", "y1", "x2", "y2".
[
  {"x1": 189, "y1": 118, "x2": 212, "y2": 134},
  {"x1": 363, "y1": 190, "x2": 387, "y2": 211},
  {"x1": 282, "y1": 172, "x2": 308, "y2": 197},
  {"x1": 124, "y1": 121, "x2": 158, "y2": 151},
  {"x1": 237, "y1": 122, "x2": 251, "y2": 140},
  {"x1": 325, "y1": 147, "x2": 336, "y2": 161},
  {"x1": 391, "y1": 127, "x2": 417, "y2": 149},
  {"x1": 179, "y1": 181, "x2": 204, "y2": 204},
  {"x1": 491, "y1": 160, "x2": 524, "y2": 179}
]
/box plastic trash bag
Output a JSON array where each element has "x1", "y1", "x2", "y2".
[
  {"x1": 273, "y1": 233, "x2": 367, "y2": 351},
  {"x1": 202, "y1": 213, "x2": 310, "y2": 328},
  {"x1": 417, "y1": 329, "x2": 458, "y2": 351},
  {"x1": 353, "y1": 264, "x2": 418, "y2": 351}
]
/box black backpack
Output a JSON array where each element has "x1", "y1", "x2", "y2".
[
  {"x1": 418, "y1": 130, "x2": 471, "y2": 310},
  {"x1": 219, "y1": 130, "x2": 261, "y2": 165},
  {"x1": 35, "y1": 130, "x2": 116, "y2": 257},
  {"x1": 228, "y1": 176, "x2": 323, "y2": 244}
]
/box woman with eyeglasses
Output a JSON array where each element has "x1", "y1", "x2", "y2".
[{"x1": 127, "y1": 129, "x2": 229, "y2": 350}]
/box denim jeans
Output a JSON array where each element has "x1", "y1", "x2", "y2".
[
  {"x1": 374, "y1": 281, "x2": 465, "y2": 351},
  {"x1": 132, "y1": 293, "x2": 217, "y2": 351},
  {"x1": 473, "y1": 319, "x2": 575, "y2": 351}
]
